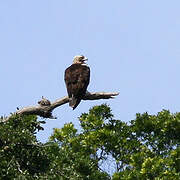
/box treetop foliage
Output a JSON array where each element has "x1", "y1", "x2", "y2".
[{"x1": 0, "y1": 104, "x2": 179, "y2": 179}]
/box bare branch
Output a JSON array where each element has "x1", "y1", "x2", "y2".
[
  {"x1": 4, "y1": 92, "x2": 119, "y2": 122},
  {"x1": 83, "y1": 92, "x2": 119, "y2": 100}
]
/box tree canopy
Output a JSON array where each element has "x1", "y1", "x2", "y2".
[{"x1": 0, "y1": 104, "x2": 179, "y2": 179}]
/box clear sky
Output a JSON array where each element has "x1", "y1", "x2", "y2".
[{"x1": 0, "y1": 1, "x2": 180, "y2": 142}]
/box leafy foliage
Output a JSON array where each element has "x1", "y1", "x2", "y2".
[
  {"x1": 0, "y1": 115, "x2": 50, "y2": 179},
  {"x1": 0, "y1": 105, "x2": 180, "y2": 179}
]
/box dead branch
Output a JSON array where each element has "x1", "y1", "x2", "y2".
[{"x1": 4, "y1": 92, "x2": 119, "y2": 122}]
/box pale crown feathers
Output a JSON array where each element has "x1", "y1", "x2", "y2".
[{"x1": 73, "y1": 55, "x2": 88, "y2": 65}]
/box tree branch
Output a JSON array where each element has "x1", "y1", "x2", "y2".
[{"x1": 4, "y1": 92, "x2": 119, "y2": 122}]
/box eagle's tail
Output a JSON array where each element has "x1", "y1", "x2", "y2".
[{"x1": 69, "y1": 97, "x2": 81, "y2": 110}]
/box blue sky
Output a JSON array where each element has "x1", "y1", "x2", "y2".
[{"x1": 0, "y1": 1, "x2": 180, "y2": 142}]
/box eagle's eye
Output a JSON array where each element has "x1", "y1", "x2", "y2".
[{"x1": 79, "y1": 57, "x2": 84, "y2": 61}]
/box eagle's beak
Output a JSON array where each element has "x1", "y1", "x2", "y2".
[{"x1": 83, "y1": 57, "x2": 88, "y2": 61}]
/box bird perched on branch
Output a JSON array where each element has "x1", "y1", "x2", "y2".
[{"x1": 64, "y1": 55, "x2": 90, "y2": 110}]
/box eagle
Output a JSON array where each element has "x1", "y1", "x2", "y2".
[{"x1": 64, "y1": 55, "x2": 90, "y2": 110}]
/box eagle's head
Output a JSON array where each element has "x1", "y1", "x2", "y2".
[{"x1": 73, "y1": 55, "x2": 88, "y2": 64}]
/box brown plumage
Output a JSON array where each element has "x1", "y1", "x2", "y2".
[{"x1": 64, "y1": 55, "x2": 90, "y2": 110}]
